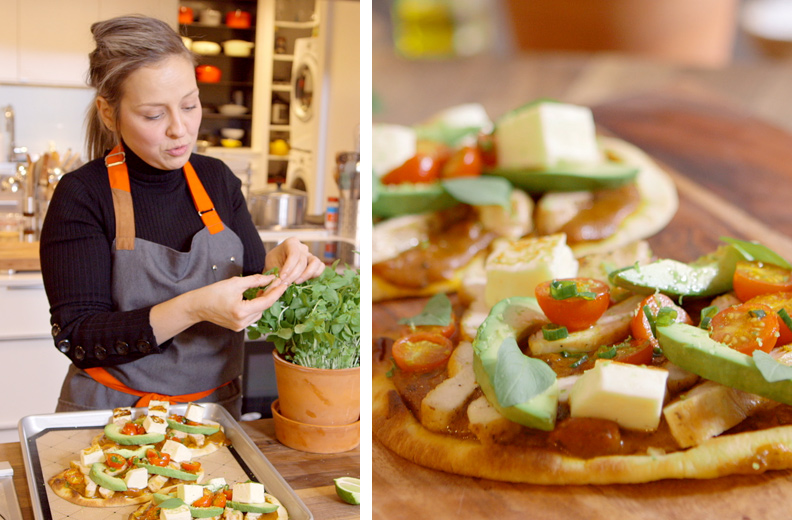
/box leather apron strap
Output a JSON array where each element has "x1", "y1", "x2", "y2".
[
  {"x1": 91, "y1": 142, "x2": 229, "y2": 405},
  {"x1": 106, "y1": 143, "x2": 225, "y2": 251}
]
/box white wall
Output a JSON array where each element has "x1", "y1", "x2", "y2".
[
  {"x1": 0, "y1": 84, "x2": 94, "y2": 160},
  {"x1": 319, "y1": 0, "x2": 361, "y2": 201}
]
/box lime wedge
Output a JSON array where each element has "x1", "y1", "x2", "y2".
[{"x1": 334, "y1": 477, "x2": 360, "y2": 505}]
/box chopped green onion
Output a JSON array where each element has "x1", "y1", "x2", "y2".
[
  {"x1": 542, "y1": 324, "x2": 569, "y2": 341},
  {"x1": 570, "y1": 354, "x2": 589, "y2": 369},
  {"x1": 699, "y1": 305, "x2": 718, "y2": 330},
  {"x1": 549, "y1": 280, "x2": 578, "y2": 300},
  {"x1": 597, "y1": 345, "x2": 618, "y2": 359},
  {"x1": 750, "y1": 309, "x2": 767, "y2": 319},
  {"x1": 655, "y1": 307, "x2": 679, "y2": 327},
  {"x1": 778, "y1": 308, "x2": 792, "y2": 331},
  {"x1": 653, "y1": 346, "x2": 664, "y2": 356},
  {"x1": 643, "y1": 305, "x2": 657, "y2": 338}
]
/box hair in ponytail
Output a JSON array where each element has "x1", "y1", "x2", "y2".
[{"x1": 85, "y1": 15, "x2": 196, "y2": 160}]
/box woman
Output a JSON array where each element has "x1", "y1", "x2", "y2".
[{"x1": 39, "y1": 15, "x2": 325, "y2": 418}]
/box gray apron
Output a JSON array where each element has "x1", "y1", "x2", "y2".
[{"x1": 56, "y1": 148, "x2": 245, "y2": 418}]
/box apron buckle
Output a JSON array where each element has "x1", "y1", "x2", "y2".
[{"x1": 105, "y1": 150, "x2": 126, "y2": 168}]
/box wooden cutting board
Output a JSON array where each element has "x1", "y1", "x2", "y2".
[
  {"x1": 0, "y1": 241, "x2": 40, "y2": 271},
  {"x1": 373, "y1": 92, "x2": 792, "y2": 520}
]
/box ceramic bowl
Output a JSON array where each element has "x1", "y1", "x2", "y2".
[
  {"x1": 221, "y1": 128, "x2": 244, "y2": 140},
  {"x1": 271, "y1": 399, "x2": 360, "y2": 453},
  {"x1": 218, "y1": 104, "x2": 249, "y2": 116},
  {"x1": 192, "y1": 41, "x2": 221, "y2": 56}
]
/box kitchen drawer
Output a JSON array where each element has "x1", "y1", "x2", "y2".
[{"x1": 0, "y1": 278, "x2": 50, "y2": 340}]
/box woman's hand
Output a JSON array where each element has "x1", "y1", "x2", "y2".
[
  {"x1": 151, "y1": 273, "x2": 288, "y2": 342},
  {"x1": 265, "y1": 237, "x2": 325, "y2": 285}
]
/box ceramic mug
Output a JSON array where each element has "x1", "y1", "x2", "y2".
[
  {"x1": 200, "y1": 8, "x2": 222, "y2": 26},
  {"x1": 226, "y1": 9, "x2": 252, "y2": 28}
]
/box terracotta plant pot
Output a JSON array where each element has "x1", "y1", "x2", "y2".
[
  {"x1": 271, "y1": 399, "x2": 360, "y2": 454},
  {"x1": 272, "y1": 351, "x2": 360, "y2": 426}
]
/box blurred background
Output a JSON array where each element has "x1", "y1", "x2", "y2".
[{"x1": 373, "y1": 0, "x2": 792, "y2": 129}]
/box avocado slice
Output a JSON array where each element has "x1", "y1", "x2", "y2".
[
  {"x1": 372, "y1": 177, "x2": 458, "y2": 218},
  {"x1": 104, "y1": 423, "x2": 165, "y2": 446},
  {"x1": 227, "y1": 500, "x2": 280, "y2": 514},
  {"x1": 89, "y1": 463, "x2": 127, "y2": 492},
  {"x1": 485, "y1": 161, "x2": 638, "y2": 194},
  {"x1": 610, "y1": 244, "x2": 745, "y2": 299},
  {"x1": 471, "y1": 296, "x2": 558, "y2": 431},
  {"x1": 658, "y1": 323, "x2": 792, "y2": 404},
  {"x1": 190, "y1": 506, "x2": 226, "y2": 518},
  {"x1": 134, "y1": 461, "x2": 199, "y2": 481},
  {"x1": 166, "y1": 418, "x2": 220, "y2": 435}
]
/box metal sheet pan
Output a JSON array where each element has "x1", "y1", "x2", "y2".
[{"x1": 18, "y1": 403, "x2": 312, "y2": 520}]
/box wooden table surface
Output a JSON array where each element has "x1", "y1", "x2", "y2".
[
  {"x1": 372, "y1": 49, "x2": 792, "y2": 519},
  {"x1": 0, "y1": 419, "x2": 360, "y2": 520}
]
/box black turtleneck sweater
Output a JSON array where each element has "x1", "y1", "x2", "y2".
[{"x1": 39, "y1": 147, "x2": 266, "y2": 369}]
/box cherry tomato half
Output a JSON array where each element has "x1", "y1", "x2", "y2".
[
  {"x1": 121, "y1": 422, "x2": 146, "y2": 436},
  {"x1": 146, "y1": 449, "x2": 170, "y2": 467},
  {"x1": 192, "y1": 491, "x2": 213, "y2": 508},
  {"x1": 477, "y1": 132, "x2": 498, "y2": 168},
  {"x1": 380, "y1": 154, "x2": 443, "y2": 185},
  {"x1": 441, "y1": 146, "x2": 482, "y2": 178},
  {"x1": 733, "y1": 260, "x2": 792, "y2": 302},
  {"x1": 535, "y1": 278, "x2": 610, "y2": 332},
  {"x1": 180, "y1": 461, "x2": 202, "y2": 473},
  {"x1": 630, "y1": 293, "x2": 692, "y2": 344},
  {"x1": 212, "y1": 492, "x2": 228, "y2": 508},
  {"x1": 105, "y1": 452, "x2": 127, "y2": 470},
  {"x1": 391, "y1": 332, "x2": 454, "y2": 373},
  {"x1": 710, "y1": 302, "x2": 779, "y2": 355},
  {"x1": 401, "y1": 319, "x2": 458, "y2": 341},
  {"x1": 603, "y1": 337, "x2": 656, "y2": 366},
  {"x1": 746, "y1": 291, "x2": 792, "y2": 346}
]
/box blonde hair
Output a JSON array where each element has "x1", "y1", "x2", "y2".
[{"x1": 85, "y1": 15, "x2": 196, "y2": 160}]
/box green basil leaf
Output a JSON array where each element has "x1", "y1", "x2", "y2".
[
  {"x1": 721, "y1": 237, "x2": 792, "y2": 269},
  {"x1": 441, "y1": 176, "x2": 512, "y2": 208},
  {"x1": 398, "y1": 293, "x2": 453, "y2": 327},
  {"x1": 493, "y1": 337, "x2": 556, "y2": 408},
  {"x1": 753, "y1": 350, "x2": 792, "y2": 382}
]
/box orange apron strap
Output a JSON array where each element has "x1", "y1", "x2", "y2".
[
  {"x1": 85, "y1": 367, "x2": 230, "y2": 408},
  {"x1": 183, "y1": 161, "x2": 225, "y2": 235},
  {"x1": 106, "y1": 144, "x2": 136, "y2": 251}
]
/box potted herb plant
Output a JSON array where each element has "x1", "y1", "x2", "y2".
[{"x1": 246, "y1": 262, "x2": 360, "y2": 453}]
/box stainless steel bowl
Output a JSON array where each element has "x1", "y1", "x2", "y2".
[{"x1": 248, "y1": 186, "x2": 307, "y2": 229}]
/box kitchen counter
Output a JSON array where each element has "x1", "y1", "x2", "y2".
[
  {"x1": 1, "y1": 418, "x2": 360, "y2": 520},
  {"x1": 373, "y1": 48, "x2": 792, "y2": 519}
]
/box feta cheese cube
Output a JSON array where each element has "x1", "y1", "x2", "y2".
[
  {"x1": 80, "y1": 446, "x2": 105, "y2": 467},
  {"x1": 570, "y1": 360, "x2": 669, "y2": 430},
  {"x1": 143, "y1": 414, "x2": 168, "y2": 434},
  {"x1": 159, "y1": 504, "x2": 192, "y2": 520},
  {"x1": 124, "y1": 467, "x2": 149, "y2": 490},
  {"x1": 184, "y1": 403, "x2": 205, "y2": 423},
  {"x1": 161, "y1": 439, "x2": 192, "y2": 462},
  {"x1": 484, "y1": 233, "x2": 578, "y2": 308},
  {"x1": 232, "y1": 482, "x2": 266, "y2": 504},
  {"x1": 177, "y1": 483, "x2": 205, "y2": 506},
  {"x1": 372, "y1": 124, "x2": 416, "y2": 178},
  {"x1": 112, "y1": 407, "x2": 133, "y2": 426},
  {"x1": 148, "y1": 400, "x2": 170, "y2": 418},
  {"x1": 205, "y1": 477, "x2": 227, "y2": 493},
  {"x1": 496, "y1": 101, "x2": 602, "y2": 169}
]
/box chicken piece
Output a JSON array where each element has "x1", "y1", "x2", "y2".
[
  {"x1": 663, "y1": 381, "x2": 776, "y2": 448},
  {"x1": 467, "y1": 395, "x2": 522, "y2": 444},
  {"x1": 527, "y1": 294, "x2": 643, "y2": 355},
  {"x1": 662, "y1": 360, "x2": 699, "y2": 396},
  {"x1": 420, "y1": 342, "x2": 478, "y2": 432}
]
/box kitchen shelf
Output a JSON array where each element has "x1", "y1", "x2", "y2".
[
  {"x1": 272, "y1": 84, "x2": 292, "y2": 93},
  {"x1": 198, "y1": 80, "x2": 255, "y2": 87},
  {"x1": 270, "y1": 124, "x2": 290, "y2": 132},
  {"x1": 275, "y1": 20, "x2": 319, "y2": 29},
  {"x1": 273, "y1": 54, "x2": 294, "y2": 62},
  {"x1": 268, "y1": 155, "x2": 290, "y2": 161},
  {"x1": 203, "y1": 113, "x2": 253, "y2": 120}
]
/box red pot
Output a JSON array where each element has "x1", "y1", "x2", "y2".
[
  {"x1": 178, "y1": 6, "x2": 193, "y2": 24},
  {"x1": 226, "y1": 9, "x2": 251, "y2": 28},
  {"x1": 195, "y1": 65, "x2": 221, "y2": 83}
]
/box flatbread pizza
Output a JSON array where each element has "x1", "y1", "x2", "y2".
[{"x1": 373, "y1": 236, "x2": 792, "y2": 484}]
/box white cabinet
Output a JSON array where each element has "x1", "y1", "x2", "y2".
[
  {"x1": 2, "y1": 0, "x2": 178, "y2": 87},
  {"x1": 0, "y1": 275, "x2": 70, "y2": 443}
]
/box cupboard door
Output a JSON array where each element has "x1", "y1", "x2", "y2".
[
  {"x1": 17, "y1": 0, "x2": 99, "y2": 86},
  {"x1": 0, "y1": 0, "x2": 17, "y2": 83}
]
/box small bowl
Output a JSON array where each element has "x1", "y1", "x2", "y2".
[
  {"x1": 271, "y1": 399, "x2": 360, "y2": 453},
  {"x1": 192, "y1": 41, "x2": 221, "y2": 56},
  {"x1": 221, "y1": 138, "x2": 243, "y2": 148},
  {"x1": 218, "y1": 104, "x2": 249, "y2": 116},
  {"x1": 221, "y1": 128, "x2": 245, "y2": 139}
]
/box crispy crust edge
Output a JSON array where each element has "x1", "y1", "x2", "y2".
[{"x1": 372, "y1": 367, "x2": 792, "y2": 485}]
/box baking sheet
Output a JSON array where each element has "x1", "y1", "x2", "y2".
[{"x1": 18, "y1": 403, "x2": 312, "y2": 520}]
